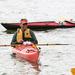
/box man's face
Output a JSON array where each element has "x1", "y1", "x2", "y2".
[{"x1": 20, "y1": 20, "x2": 28, "y2": 31}]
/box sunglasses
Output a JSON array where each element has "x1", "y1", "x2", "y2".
[
  {"x1": 23, "y1": 23, "x2": 27, "y2": 25},
  {"x1": 20, "y1": 23, "x2": 27, "y2": 25}
]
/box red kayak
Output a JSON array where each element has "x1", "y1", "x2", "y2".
[
  {"x1": 1, "y1": 20, "x2": 75, "y2": 30},
  {"x1": 1, "y1": 21, "x2": 60, "y2": 30},
  {"x1": 12, "y1": 44, "x2": 40, "y2": 63}
]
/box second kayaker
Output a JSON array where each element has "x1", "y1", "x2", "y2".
[{"x1": 11, "y1": 19, "x2": 38, "y2": 45}]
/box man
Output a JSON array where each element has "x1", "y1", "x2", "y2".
[{"x1": 11, "y1": 19, "x2": 38, "y2": 45}]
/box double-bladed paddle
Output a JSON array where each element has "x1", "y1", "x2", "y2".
[{"x1": 0, "y1": 43, "x2": 69, "y2": 47}]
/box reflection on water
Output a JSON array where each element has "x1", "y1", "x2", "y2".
[
  {"x1": 3, "y1": 30, "x2": 16, "y2": 34},
  {"x1": 3, "y1": 28, "x2": 57, "y2": 35},
  {"x1": 10, "y1": 53, "x2": 41, "y2": 75}
]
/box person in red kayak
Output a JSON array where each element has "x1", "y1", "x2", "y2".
[{"x1": 11, "y1": 19, "x2": 38, "y2": 45}]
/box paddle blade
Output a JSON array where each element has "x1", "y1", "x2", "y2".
[
  {"x1": 60, "y1": 16, "x2": 62, "y2": 19},
  {"x1": 71, "y1": 68, "x2": 75, "y2": 75}
]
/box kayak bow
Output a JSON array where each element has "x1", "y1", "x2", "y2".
[{"x1": 12, "y1": 44, "x2": 40, "y2": 62}]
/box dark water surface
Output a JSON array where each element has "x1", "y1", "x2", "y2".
[{"x1": 0, "y1": 0, "x2": 75, "y2": 75}]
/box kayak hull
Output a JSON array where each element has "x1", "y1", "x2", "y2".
[{"x1": 13, "y1": 44, "x2": 40, "y2": 63}]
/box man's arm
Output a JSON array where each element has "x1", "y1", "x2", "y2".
[{"x1": 30, "y1": 30, "x2": 38, "y2": 44}]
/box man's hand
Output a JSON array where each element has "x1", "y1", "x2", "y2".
[{"x1": 18, "y1": 39, "x2": 24, "y2": 43}]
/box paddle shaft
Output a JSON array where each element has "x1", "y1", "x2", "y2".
[
  {"x1": 35, "y1": 44, "x2": 69, "y2": 46},
  {"x1": 0, "y1": 44, "x2": 69, "y2": 47},
  {"x1": 0, "y1": 44, "x2": 22, "y2": 47}
]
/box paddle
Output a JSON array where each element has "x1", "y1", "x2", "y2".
[
  {"x1": 71, "y1": 68, "x2": 75, "y2": 75},
  {"x1": 0, "y1": 43, "x2": 69, "y2": 47},
  {"x1": 60, "y1": 16, "x2": 75, "y2": 22}
]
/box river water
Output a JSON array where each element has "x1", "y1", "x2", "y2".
[{"x1": 0, "y1": 0, "x2": 75, "y2": 75}]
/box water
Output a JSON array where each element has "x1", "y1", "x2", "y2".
[{"x1": 0, "y1": 0, "x2": 75, "y2": 75}]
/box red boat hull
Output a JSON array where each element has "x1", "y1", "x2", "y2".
[{"x1": 13, "y1": 44, "x2": 40, "y2": 62}]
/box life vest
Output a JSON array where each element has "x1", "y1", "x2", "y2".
[{"x1": 16, "y1": 28, "x2": 32, "y2": 41}]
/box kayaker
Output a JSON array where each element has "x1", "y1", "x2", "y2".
[{"x1": 11, "y1": 19, "x2": 38, "y2": 45}]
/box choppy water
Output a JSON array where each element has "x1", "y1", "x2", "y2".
[{"x1": 0, "y1": 0, "x2": 75, "y2": 75}]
